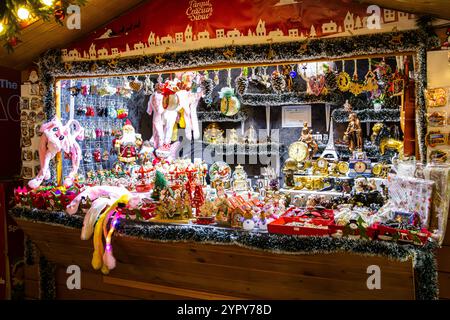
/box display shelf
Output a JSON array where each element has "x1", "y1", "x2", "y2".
[
  {"x1": 240, "y1": 92, "x2": 340, "y2": 106},
  {"x1": 203, "y1": 142, "x2": 284, "y2": 156},
  {"x1": 331, "y1": 108, "x2": 400, "y2": 123},
  {"x1": 280, "y1": 188, "x2": 350, "y2": 197},
  {"x1": 197, "y1": 110, "x2": 248, "y2": 122}
]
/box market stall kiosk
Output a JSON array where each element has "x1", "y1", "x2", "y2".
[{"x1": 11, "y1": 0, "x2": 450, "y2": 300}]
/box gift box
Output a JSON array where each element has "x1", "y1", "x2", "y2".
[
  {"x1": 268, "y1": 216, "x2": 333, "y2": 236},
  {"x1": 385, "y1": 174, "x2": 434, "y2": 228}
]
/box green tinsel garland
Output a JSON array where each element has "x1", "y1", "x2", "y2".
[
  {"x1": 331, "y1": 108, "x2": 400, "y2": 123},
  {"x1": 39, "y1": 255, "x2": 56, "y2": 300},
  {"x1": 9, "y1": 206, "x2": 439, "y2": 300}
]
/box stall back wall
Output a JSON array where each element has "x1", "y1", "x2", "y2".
[{"x1": 0, "y1": 66, "x2": 21, "y2": 179}]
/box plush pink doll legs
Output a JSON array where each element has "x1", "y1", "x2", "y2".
[
  {"x1": 148, "y1": 91, "x2": 165, "y2": 149},
  {"x1": 63, "y1": 142, "x2": 81, "y2": 187},
  {"x1": 28, "y1": 135, "x2": 59, "y2": 189}
]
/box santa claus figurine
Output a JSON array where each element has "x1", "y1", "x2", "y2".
[{"x1": 114, "y1": 119, "x2": 143, "y2": 164}]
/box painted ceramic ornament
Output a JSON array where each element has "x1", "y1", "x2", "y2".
[
  {"x1": 427, "y1": 111, "x2": 446, "y2": 126},
  {"x1": 429, "y1": 150, "x2": 448, "y2": 163},
  {"x1": 308, "y1": 75, "x2": 326, "y2": 96},
  {"x1": 425, "y1": 88, "x2": 447, "y2": 108},
  {"x1": 426, "y1": 131, "x2": 446, "y2": 147}
]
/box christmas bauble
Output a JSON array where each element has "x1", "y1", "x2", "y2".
[{"x1": 220, "y1": 95, "x2": 240, "y2": 116}]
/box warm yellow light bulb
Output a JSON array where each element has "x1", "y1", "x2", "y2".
[
  {"x1": 41, "y1": 0, "x2": 55, "y2": 6},
  {"x1": 0, "y1": 23, "x2": 4, "y2": 35},
  {"x1": 17, "y1": 7, "x2": 31, "y2": 20}
]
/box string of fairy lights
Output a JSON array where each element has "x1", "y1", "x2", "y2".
[{"x1": 0, "y1": 0, "x2": 86, "y2": 51}]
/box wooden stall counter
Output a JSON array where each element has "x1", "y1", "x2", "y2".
[{"x1": 10, "y1": 208, "x2": 438, "y2": 300}]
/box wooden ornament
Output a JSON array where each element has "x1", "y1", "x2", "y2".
[
  {"x1": 64, "y1": 62, "x2": 72, "y2": 72},
  {"x1": 297, "y1": 42, "x2": 308, "y2": 55},
  {"x1": 90, "y1": 62, "x2": 98, "y2": 72},
  {"x1": 390, "y1": 34, "x2": 403, "y2": 45},
  {"x1": 223, "y1": 47, "x2": 236, "y2": 60},
  {"x1": 108, "y1": 59, "x2": 118, "y2": 69}
]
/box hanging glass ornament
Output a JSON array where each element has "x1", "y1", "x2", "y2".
[{"x1": 219, "y1": 87, "x2": 240, "y2": 116}]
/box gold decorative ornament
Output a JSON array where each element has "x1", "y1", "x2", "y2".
[
  {"x1": 154, "y1": 55, "x2": 166, "y2": 65},
  {"x1": 371, "y1": 163, "x2": 383, "y2": 176},
  {"x1": 337, "y1": 71, "x2": 351, "y2": 92}
]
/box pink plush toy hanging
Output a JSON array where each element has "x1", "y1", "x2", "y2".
[{"x1": 28, "y1": 117, "x2": 84, "y2": 189}]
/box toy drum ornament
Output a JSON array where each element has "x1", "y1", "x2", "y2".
[{"x1": 219, "y1": 87, "x2": 240, "y2": 116}]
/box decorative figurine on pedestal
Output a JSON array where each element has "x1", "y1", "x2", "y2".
[
  {"x1": 299, "y1": 122, "x2": 318, "y2": 159},
  {"x1": 344, "y1": 113, "x2": 363, "y2": 152},
  {"x1": 115, "y1": 119, "x2": 143, "y2": 164}
]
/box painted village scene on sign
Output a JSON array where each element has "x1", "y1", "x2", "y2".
[{"x1": 61, "y1": 0, "x2": 425, "y2": 62}]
